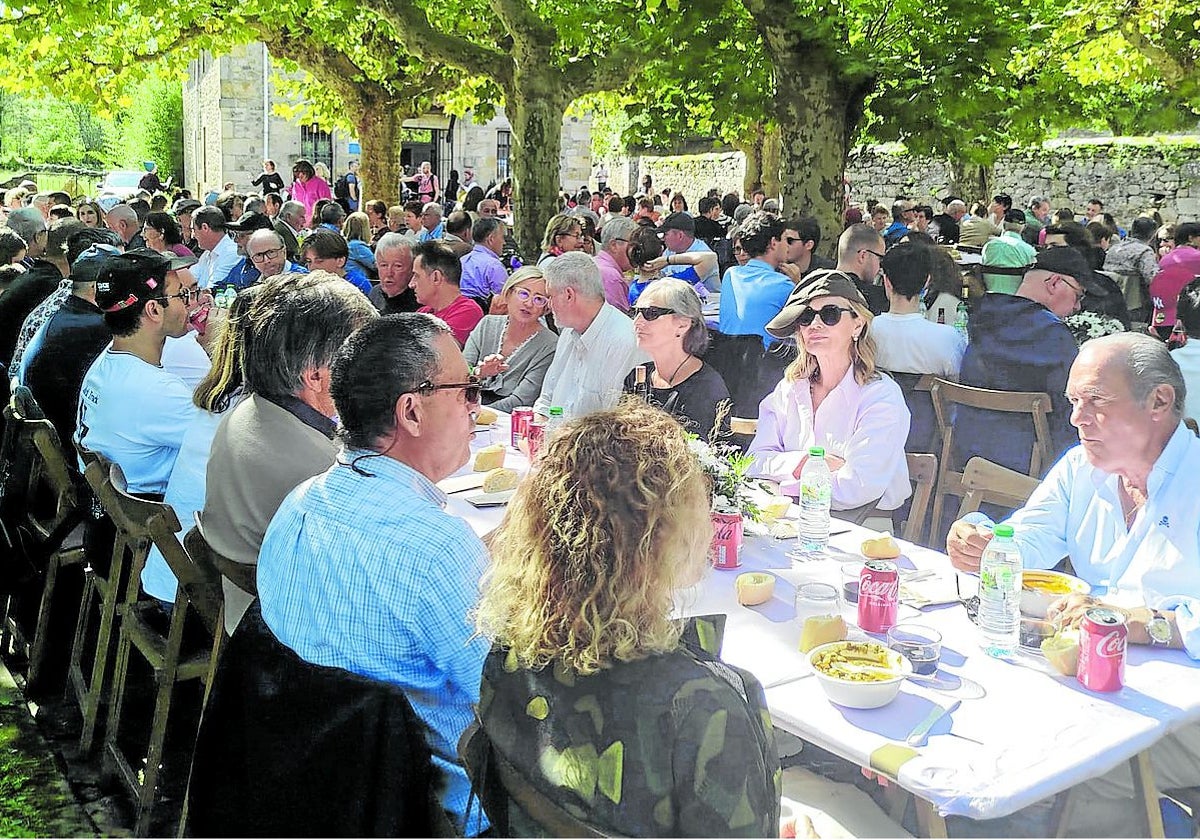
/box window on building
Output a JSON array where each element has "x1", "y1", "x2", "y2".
[
  {"x1": 496, "y1": 130, "x2": 511, "y2": 180},
  {"x1": 301, "y1": 125, "x2": 334, "y2": 172}
]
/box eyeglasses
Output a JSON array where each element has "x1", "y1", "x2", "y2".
[
  {"x1": 249, "y1": 246, "x2": 285, "y2": 264},
  {"x1": 414, "y1": 376, "x2": 482, "y2": 404},
  {"x1": 784, "y1": 236, "x2": 804, "y2": 245},
  {"x1": 1053, "y1": 274, "x2": 1085, "y2": 302},
  {"x1": 160, "y1": 286, "x2": 200, "y2": 306},
  {"x1": 732, "y1": 245, "x2": 746, "y2": 254},
  {"x1": 512, "y1": 287, "x2": 549, "y2": 307},
  {"x1": 858, "y1": 248, "x2": 886, "y2": 259},
  {"x1": 633, "y1": 305, "x2": 676, "y2": 321},
  {"x1": 797, "y1": 305, "x2": 857, "y2": 327},
  {"x1": 558, "y1": 231, "x2": 582, "y2": 241}
]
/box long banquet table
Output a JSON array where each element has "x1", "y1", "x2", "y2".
[{"x1": 447, "y1": 413, "x2": 1198, "y2": 837}]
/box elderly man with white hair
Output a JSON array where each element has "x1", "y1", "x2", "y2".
[
  {"x1": 947, "y1": 330, "x2": 1200, "y2": 834},
  {"x1": 534, "y1": 251, "x2": 645, "y2": 419},
  {"x1": 418, "y1": 202, "x2": 445, "y2": 242},
  {"x1": 594, "y1": 214, "x2": 636, "y2": 312}
]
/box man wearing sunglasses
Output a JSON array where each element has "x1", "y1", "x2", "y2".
[
  {"x1": 953, "y1": 246, "x2": 1095, "y2": 477},
  {"x1": 257, "y1": 314, "x2": 490, "y2": 835},
  {"x1": 834, "y1": 224, "x2": 889, "y2": 315},
  {"x1": 781, "y1": 215, "x2": 835, "y2": 282},
  {"x1": 75, "y1": 249, "x2": 202, "y2": 495}
]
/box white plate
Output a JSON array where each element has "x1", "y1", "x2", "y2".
[
  {"x1": 464, "y1": 489, "x2": 516, "y2": 507},
  {"x1": 438, "y1": 473, "x2": 487, "y2": 494}
]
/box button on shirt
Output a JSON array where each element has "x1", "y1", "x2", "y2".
[
  {"x1": 257, "y1": 453, "x2": 491, "y2": 834},
  {"x1": 533, "y1": 302, "x2": 645, "y2": 417},
  {"x1": 718, "y1": 258, "x2": 794, "y2": 348},
  {"x1": 459, "y1": 244, "x2": 508, "y2": 299},
  {"x1": 194, "y1": 234, "x2": 240, "y2": 289},
  {"x1": 997, "y1": 424, "x2": 1200, "y2": 659}
]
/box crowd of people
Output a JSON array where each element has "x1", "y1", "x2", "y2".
[{"x1": 1, "y1": 161, "x2": 1199, "y2": 838}]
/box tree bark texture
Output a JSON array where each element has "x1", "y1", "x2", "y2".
[{"x1": 507, "y1": 62, "x2": 571, "y2": 261}]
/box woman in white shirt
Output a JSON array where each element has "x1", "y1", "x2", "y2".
[{"x1": 748, "y1": 270, "x2": 911, "y2": 512}]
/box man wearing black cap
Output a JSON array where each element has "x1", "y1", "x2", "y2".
[
  {"x1": 643, "y1": 212, "x2": 720, "y2": 293},
  {"x1": 954, "y1": 246, "x2": 1095, "y2": 478},
  {"x1": 215, "y1": 213, "x2": 288, "y2": 289},
  {"x1": 75, "y1": 249, "x2": 200, "y2": 494}
]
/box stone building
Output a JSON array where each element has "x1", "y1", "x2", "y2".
[{"x1": 181, "y1": 42, "x2": 593, "y2": 199}]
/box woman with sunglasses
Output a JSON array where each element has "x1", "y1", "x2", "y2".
[
  {"x1": 537, "y1": 213, "x2": 584, "y2": 268},
  {"x1": 748, "y1": 270, "x2": 911, "y2": 513},
  {"x1": 463, "y1": 266, "x2": 558, "y2": 412},
  {"x1": 623, "y1": 279, "x2": 730, "y2": 441}
]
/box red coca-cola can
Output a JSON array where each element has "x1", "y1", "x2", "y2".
[
  {"x1": 709, "y1": 511, "x2": 743, "y2": 569},
  {"x1": 857, "y1": 560, "x2": 899, "y2": 633},
  {"x1": 510, "y1": 407, "x2": 534, "y2": 450},
  {"x1": 1078, "y1": 607, "x2": 1127, "y2": 692},
  {"x1": 526, "y1": 420, "x2": 547, "y2": 461}
]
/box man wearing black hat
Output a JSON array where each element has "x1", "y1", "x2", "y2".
[
  {"x1": 216, "y1": 213, "x2": 291, "y2": 289},
  {"x1": 953, "y1": 246, "x2": 1096, "y2": 478},
  {"x1": 644, "y1": 211, "x2": 720, "y2": 293},
  {"x1": 75, "y1": 249, "x2": 200, "y2": 494}
]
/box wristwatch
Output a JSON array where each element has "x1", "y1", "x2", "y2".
[{"x1": 1147, "y1": 610, "x2": 1172, "y2": 646}]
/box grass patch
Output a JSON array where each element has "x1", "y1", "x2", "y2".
[{"x1": 0, "y1": 717, "x2": 78, "y2": 837}]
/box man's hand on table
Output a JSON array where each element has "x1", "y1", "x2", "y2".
[
  {"x1": 1047, "y1": 598, "x2": 1183, "y2": 648},
  {"x1": 946, "y1": 520, "x2": 993, "y2": 572}
]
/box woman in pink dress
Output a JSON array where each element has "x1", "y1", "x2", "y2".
[{"x1": 289, "y1": 159, "x2": 332, "y2": 227}]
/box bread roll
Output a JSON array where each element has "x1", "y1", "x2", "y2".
[{"x1": 473, "y1": 444, "x2": 506, "y2": 472}]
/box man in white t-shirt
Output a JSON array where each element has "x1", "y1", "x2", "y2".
[
  {"x1": 873, "y1": 242, "x2": 966, "y2": 378},
  {"x1": 872, "y1": 242, "x2": 966, "y2": 454},
  {"x1": 76, "y1": 249, "x2": 201, "y2": 495}
]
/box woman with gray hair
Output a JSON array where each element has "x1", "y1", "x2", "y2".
[{"x1": 623, "y1": 278, "x2": 730, "y2": 440}]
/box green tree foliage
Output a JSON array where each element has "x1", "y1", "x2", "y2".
[{"x1": 116, "y1": 74, "x2": 184, "y2": 179}]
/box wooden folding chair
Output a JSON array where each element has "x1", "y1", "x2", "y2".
[
  {"x1": 68, "y1": 447, "x2": 134, "y2": 754},
  {"x1": 100, "y1": 463, "x2": 224, "y2": 836},
  {"x1": 898, "y1": 452, "x2": 937, "y2": 545},
  {"x1": 954, "y1": 457, "x2": 1042, "y2": 518},
  {"x1": 928, "y1": 378, "x2": 1054, "y2": 537},
  {"x1": 0, "y1": 389, "x2": 86, "y2": 690}
]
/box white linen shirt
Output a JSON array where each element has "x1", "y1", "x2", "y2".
[
  {"x1": 872, "y1": 312, "x2": 966, "y2": 377},
  {"x1": 533, "y1": 302, "x2": 645, "y2": 418},
  {"x1": 747, "y1": 368, "x2": 911, "y2": 509},
  {"x1": 1171, "y1": 342, "x2": 1200, "y2": 422},
  {"x1": 194, "y1": 234, "x2": 240, "y2": 289},
  {"x1": 1000, "y1": 423, "x2": 1200, "y2": 659}
]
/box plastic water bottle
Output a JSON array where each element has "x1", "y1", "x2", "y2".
[
  {"x1": 977, "y1": 523, "x2": 1022, "y2": 657},
  {"x1": 954, "y1": 283, "x2": 970, "y2": 341},
  {"x1": 545, "y1": 406, "x2": 565, "y2": 435},
  {"x1": 797, "y1": 447, "x2": 833, "y2": 553}
]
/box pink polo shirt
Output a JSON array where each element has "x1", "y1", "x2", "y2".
[
  {"x1": 594, "y1": 249, "x2": 630, "y2": 312},
  {"x1": 419, "y1": 295, "x2": 485, "y2": 347}
]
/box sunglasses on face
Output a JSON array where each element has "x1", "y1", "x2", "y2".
[
  {"x1": 512, "y1": 287, "x2": 549, "y2": 307},
  {"x1": 797, "y1": 305, "x2": 856, "y2": 327},
  {"x1": 160, "y1": 286, "x2": 200, "y2": 306},
  {"x1": 633, "y1": 305, "x2": 676, "y2": 321},
  {"x1": 414, "y1": 376, "x2": 483, "y2": 404}
]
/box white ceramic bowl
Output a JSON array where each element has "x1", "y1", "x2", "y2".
[
  {"x1": 807, "y1": 640, "x2": 913, "y2": 709},
  {"x1": 1020, "y1": 570, "x2": 1091, "y2": 619}
]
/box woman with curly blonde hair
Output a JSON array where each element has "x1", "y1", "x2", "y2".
[
  {"x1": 747, "y1": 269, "x2": 911, "y2": 514},
  {"x1": 472, "y1": 401, "x2": 780, "y2": 837}
]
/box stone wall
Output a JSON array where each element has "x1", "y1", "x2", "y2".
[
  {"x1": 845, "y1": 141, "x2": 1200, "y2": 222},
  {"x1": 610, "y1": 139, "x2": 1200, "y2": 223}
]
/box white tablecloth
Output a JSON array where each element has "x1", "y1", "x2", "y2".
[
  {"x1": 445, "y1": 416, "x2": 1200, "y2": 821},
  {"x1": 682, "y1": 521, "x2": 1200, "y2": 821}
]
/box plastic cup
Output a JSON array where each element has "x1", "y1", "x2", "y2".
[
  {"x1": 887, "y1": 623, "x2": 942, "y2": 675},
  {"x1": 840, "y1": 561, "x2": 865, "y2": 605}
]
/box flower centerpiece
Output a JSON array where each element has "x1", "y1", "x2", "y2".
[
  {"x1": 1063, "y1": 311, "x2": 1126, "y2": 347},
  {"x1": 687, "y1": 418, "x2": 774, "y2": 569}
]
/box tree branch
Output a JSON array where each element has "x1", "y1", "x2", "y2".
[
  {"x1": 376, "y1": 0, "x2": 512, "y2": 87},
  {"x1": 487, "y1": 0, "x2": 555, "y2": 48},
  {"x1": 1118, "y1": 19, "x2": 1190, "y2": 83}
]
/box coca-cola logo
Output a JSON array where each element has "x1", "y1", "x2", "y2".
[
  {"x1": 1097, "y1": 630, "x2": 1127, "y2": 658},
  {"x1": 714, "y1": 523, "x2": 737, "y2": 540},
  {"x1": 860, "y1": 573, "x2": 898, "y2": 602}
]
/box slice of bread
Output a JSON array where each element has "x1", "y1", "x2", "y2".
[
  {"x1": 473, "y1": 444, "x2": 506, "y2": 472},
  {"x1": 481, "y1": 467, "x2": 519, "y2": 493}
]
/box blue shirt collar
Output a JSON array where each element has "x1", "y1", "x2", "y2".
[{"x1": 335, "y1": 448, "x2": 448, "y2": 508}]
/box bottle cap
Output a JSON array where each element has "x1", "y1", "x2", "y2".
[
  {"x1": 808, "y1": 446, "x2": 825, "y2": 457},
  {"x1": 549, "y1": 407, "x2": 563, "y2": 416},
  {"x1": 993, "y1": 524, "x2": 1014, "y2": 538}
]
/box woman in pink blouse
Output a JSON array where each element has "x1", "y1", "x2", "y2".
[
  {"x1": 748, "y1": 270, "x2": 911, "y2": 512},
  {"x1": 288, "y1": 159, "x2": 332, "y2": 227}
]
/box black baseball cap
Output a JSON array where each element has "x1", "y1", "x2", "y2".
[
  {"x1": 226, "y1": 211, "x2": 274, "y2": 233},
  {"x1": 1031, "y1": 246, "x2": 1092, "y2": 284},
  {"x1": 94, "y1": 248, "x2": 195, "y2": 313}
]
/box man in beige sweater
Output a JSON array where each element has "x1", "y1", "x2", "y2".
[{"x1": 202, "y1": 271, "x2": 378, "y2": 632}]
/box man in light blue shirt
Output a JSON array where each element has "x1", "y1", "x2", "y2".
[
  {"x1": 656, "y1": 211, "x2": 720, "y2": 293},
  {"x1": 257, "y1": 313, "x2": 490, "y2": 835},
  {"x1": 718, "y1": 211, "x2": 791, "y2": 348},
  {"x1": 418, "y1": 202, "x2": 445, "y2": 242},
  {"x1": 948, "y1": 333, "x2": 1200, "y2": 660}
]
